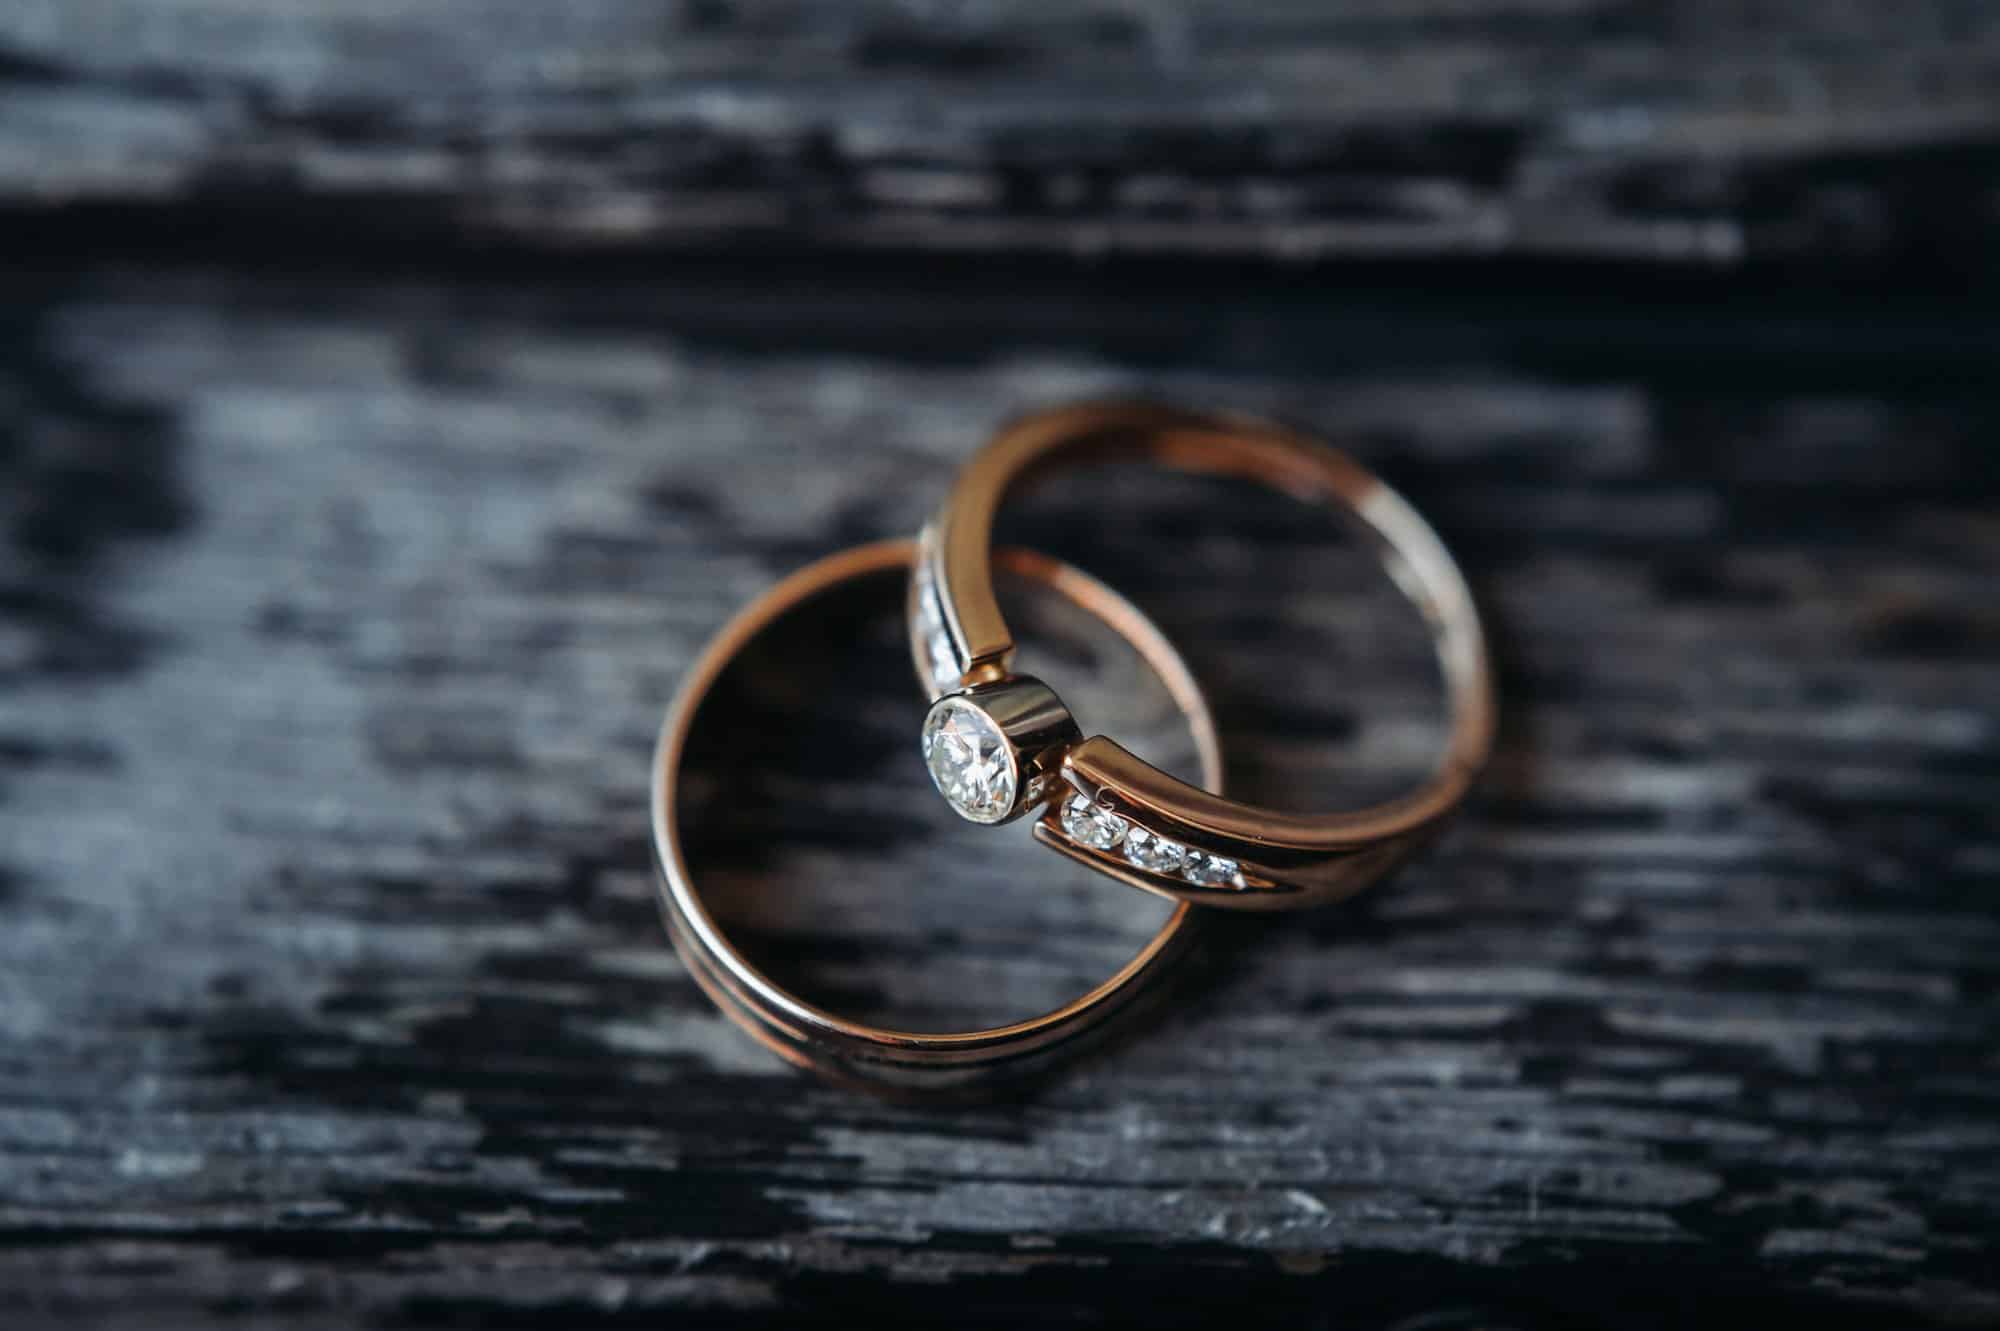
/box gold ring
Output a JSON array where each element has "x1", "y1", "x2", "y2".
[
  {"x1": 910, "y1": 400, "x2": 1496, "y2": 911},
  {"x1": 652, "y1": 539, "x2": 1225, "y2": 1093}
]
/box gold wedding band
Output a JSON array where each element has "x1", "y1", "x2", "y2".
[{"x1": 650, "y1": 539, "x2": 1225, "y2": 1093}]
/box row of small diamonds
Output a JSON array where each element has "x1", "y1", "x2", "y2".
[
  {"x1": 910, "y1": 555, "x2": 963, "y2": 698},
  {"x1": 1058, "y1": 794, "x2": 1243, "y2": 888}
]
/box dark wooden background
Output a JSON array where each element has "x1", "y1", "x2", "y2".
[{"x1": 2, "y1": 4, "x2": 1998, "y2": 1328}]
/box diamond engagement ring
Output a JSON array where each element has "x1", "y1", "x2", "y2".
[{"x1": 909, "y1": 401, "x2": 1497, "y2": 911}]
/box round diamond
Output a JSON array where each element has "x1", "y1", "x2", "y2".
[
  {"x1": 1060, "y1": 794, "x2": 1128, "y2": 850},
  {"x1": 922, "y1": 698, "x2": 1016, "y2": 823},
  {"x1": 1122, "y1": 826, "x2": 1185, "y2": 875},
  {"x1": 1183, "y1": 852, "x2": 1242, "y2": 887}
]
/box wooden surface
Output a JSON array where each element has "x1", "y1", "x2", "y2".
[
  {"x1": 2, "y1": 3, "x2": 1999, "y2": 1327},
  {"x1": 3, "y1": 1, "x2": 2000, "y2": 273},
  {"x1": 1, "y1": 264, "x2": 1995, "y2": 1328}
]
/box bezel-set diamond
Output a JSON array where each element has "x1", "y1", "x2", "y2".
[
  {"x1": 921, "y1": 697, "x2": 1016, "y2": 823},
  {"x1": 919, "y1": 675, "x2": 1082, "y2": 827}
]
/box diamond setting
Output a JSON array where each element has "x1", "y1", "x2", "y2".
[
  {"x1": 1122, "y1": 826, "x2": 1185, "y2": 875},
  {"x1": 921, "y1": 698, "x2": 1016, "y2": 823},
  {"x1": 1182, "y1": 851, "x2": 1243, "y2": 888},
  {"x1": 1060, "y1": 794, "x2": 1128, "y2": 850},
  {"x1": 911, "y1": 556, "x2": 961, "y2": 698},
  {"x1": 1055, "y1": 791, "x2": 1251, "y2": 888}
]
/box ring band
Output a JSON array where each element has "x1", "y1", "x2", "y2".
[
  {"x1": 909, "y1": 401, "x2": 1496, "y2": 911},
  {"x1": 652, "y1": 539, "x2": 1225, "y2": 1092}
]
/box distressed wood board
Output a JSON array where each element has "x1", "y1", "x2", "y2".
[
  {"x1": 0, "y1": 262, "x2": 1995, "y2": 1327},
  {"x1": 2, "y1": 2, "x2": 1999, "y2": 274}
]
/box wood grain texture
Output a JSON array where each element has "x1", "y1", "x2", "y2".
[
  {"x1": 2, "y1": 1, "x2": 1999, "y2": 273},
  {"x1": 0, "y1": 262, "x2": 1995, "y2": 1327}
]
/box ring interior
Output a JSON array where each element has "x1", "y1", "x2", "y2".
[{"x1": 651, "y1": 539, "x2": 1223, "y2": 1078}]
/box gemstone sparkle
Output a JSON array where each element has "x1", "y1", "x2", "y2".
[
  {"x1": 922, "y1": 698, "x2": 1016, "y2": 823},
  {"x1": 1060, "y1": 794, "x2": 1128, "y2": 850},
  {"x1": 1182, "y1": 852, "x2": 1243, "y2": 887},
  {"x1": 1122, "y1": 826, "x2": 1185, "y2": 875},
  {"x1": 911, "y1": 559, "x2": 961, "y2": 697}
]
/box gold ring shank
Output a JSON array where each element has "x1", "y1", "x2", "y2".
[
  {"x1": 916, "y1": 401, "x2": 1497, "y2": 911},
  {"x1": 651, "y1": 539, "x2": 1224, "y2": 1092}
]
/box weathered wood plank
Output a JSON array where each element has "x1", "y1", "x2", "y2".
[
  {"x1": 2, "y1": 2, "x2": 1998, "y2": 271},
  {"x1": 0, "y1": 265, "x2": 1995, "y2": 1326}
]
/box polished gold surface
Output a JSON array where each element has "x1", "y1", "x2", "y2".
[
  {"x1": 652, "y1": 539, "x2": 1225, "y2": 1092},
  {"x1": 915, "y1": 401, "x2": 1497, "y2": 911}
]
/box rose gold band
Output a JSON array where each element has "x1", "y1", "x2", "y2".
[
  {"x1": 910, "y1": 401, "x2": 1496, "y2": 911},
  {"x1": 652, "y1": 539, "x2": 1224, "y2": 1092}
]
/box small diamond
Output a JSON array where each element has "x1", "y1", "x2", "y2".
[
  {"x1": 1122, "y1": 826, "x2": 1185, "y2": 874},
  {"x1": 1060, "y1": 795, "x2": 1127, "y2": 850},
  {"x1": 924, "y1": 625, "x2": 958, "y2": 695},
  {"x1": 1183, "y1": 852, "x2": 1242, "y2": 887},
  {"x1": 922, "y1": 698, "x2": 1016, "y2": 823},
  {"x1": 912, "y1": 562, "x2": 962, "y2": 696}
]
